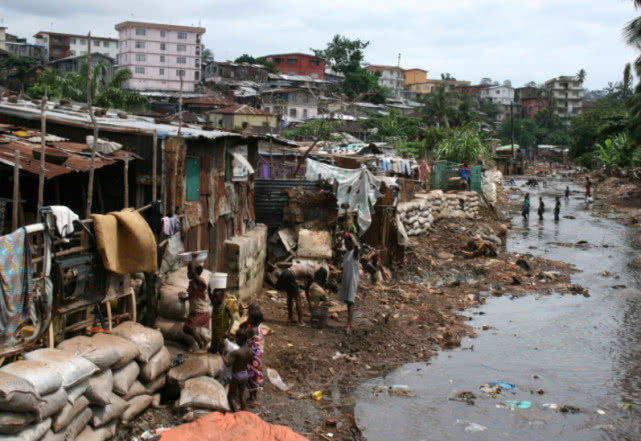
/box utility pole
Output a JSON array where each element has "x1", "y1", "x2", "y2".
[
  {"x1": 397, "y1": 53, "x2": 401, "y2": 67},
  {"x1": 510, "y1": 102, "x2": 515, "y2": 159}
]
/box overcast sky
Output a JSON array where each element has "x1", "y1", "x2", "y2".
[{"x1": 2, "y1": 0, "x2": 639, "y2": 90}]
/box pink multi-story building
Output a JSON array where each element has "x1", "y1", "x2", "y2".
[{"x1": 115, "y1": 21, "x2": 205, "y2": 92}]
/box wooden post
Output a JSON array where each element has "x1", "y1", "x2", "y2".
[
  {"x1": 151, "y1": 131, "x2": 158, "y2": 202},
  {"x1": 37, "y1": 91, "x2": 47, "y2": 212},
  {"x1": 12, "y1": 150, "x2": 20, "y2": 231},
  {"x1": 178, "y1": 75, "x2": 184, "y2": 137},
  {"x1": 161, "y1": 138, "x2": 167, "y2": 216},
  {"x1": 123, "y1": 159, "x2": 129, "y2": 208},
  {"x1": 85, "y1": 32, "x2": 99, "y2": 218}
]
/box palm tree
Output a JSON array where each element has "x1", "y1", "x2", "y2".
[
  {"x1": 422, "y1": 84, "x2": 458, "y2": 129},
  {"x1": 201, "y1": 44, "x2": 214, "y2": 64},
  {"x1": 577, "y1": 68, "x2": 587, "y2": 83},
  {"x1": 624, "y1": 63, "x2": 633, "y2": 100}
]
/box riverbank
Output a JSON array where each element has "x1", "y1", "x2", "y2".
[{"x1": 252, "y1": 203, "x2": 581, "y2": 441}]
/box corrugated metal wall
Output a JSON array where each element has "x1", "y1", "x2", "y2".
[{"x1": 254, "y1": 179, "x2": 319, "y2": 228}]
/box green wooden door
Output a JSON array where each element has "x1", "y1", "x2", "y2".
[{"x1": 186, "y1": 157, "x2": 200, "y2": 201}]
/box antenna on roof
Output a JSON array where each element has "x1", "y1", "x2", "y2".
[{"x1": 398, "y1": 53, "x2": 401, "y2": 67}]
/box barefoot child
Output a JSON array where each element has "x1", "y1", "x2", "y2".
[
  {"x1": 538, "y1": 196, "x2": 545, "y2": 220},
  {"x1": 225, "y1": 328, "x2": 254, "y2": 411},
  {"x1": 339, "y1": 234, "x2": 360, "y2": 334},
  {"x1": 209, "y1": 273, "x2": 233, "y2": 355},
  {"x1": 522, "y1": 193, "x2": 530, "y2": 219},
  {"x1": 183, "y1": 260, "x2": 211, "y2": 352},
  {"x1": 554, "y1": 196, "x2": 561, "y2": 221},
  {"x1": 242, "y1": 305, "x2": 264, "y2": 405}
]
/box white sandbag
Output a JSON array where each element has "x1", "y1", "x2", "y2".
[
  {"x1": 0, "y1": 361, "x2": 62, "y2": 396},
  {"x1": 142, "y1": 375, "x2": 166, "y2": 395},
  {"x1": 167, "y1": 356, "x2": 209, "y2": 384},
  {"x1": 24, "y1": 349, "x2": 98, "y2": 389},
  {"x1": 120, "y1": 381, "x2": 145, "y2": 401},
  {"x1": 75, "y1": 421, "x2": 116, "y2": 441},
  {"x1": 66, "y1": 380, "x2": 88, "y2": 404},
  {"x1": 112, "y1": 362, "x2": 139, "y2": 396},
  {"x1": 164, "y1": 266, "x2": 188, "y2": 288},
  {"x1": 0, "y1": 418, "x2": 51, "y2": 441},
  {"x1": 0, "y1": 411, "x2": 36, "y2": 434},
  {"x1": 139, "y1": 346, "x2": 171, "y2": 382},
  {"x1": 39, "y1": 388, "x2": 68, "y2": 419},
  {"x1": 62, "y1": 407, "x2": 91, "y2": 441},
  {"x1": 158, "y1": 285, "x2": 189, "y2": 320},
  {"x1": 85, "y1": 370, "x2": 112, "y2": 406},
  {"x1": 90, "y1": 394, "x2": 128, "y2": 428},
  {"x1": 52, "y1": 396, "x2": 89, "y2": 433},
  {"x1": 0, "y1": 372, "x2": 44, "y2": 413},
  {"x1": 120, "y1": 395, "x2": 152, "y2": 423},
  {"x1": 57, "y1": 336, "x2": 120, "y2": 371},
  {"x1": 40, "y1": 430, "x2": 65, "y2": 441},
  {"x1": 154, "y1": 318, "x2": 198, "y2": 352},
  {"x1": 202, "y1": 354, "x2": 223, "y2": 378},
  {"x1": 151, "y1": 393, "x2": 163, "y2": 409},
  {"x1": 178, "y1": 376, "x2": 229, "y2": 411},
  {"x1": 112, "y1": 322, "x2": 164, "y2": 363},
  {"x1": 91, "y1": 334, "x2": 140, "y2": 370}
]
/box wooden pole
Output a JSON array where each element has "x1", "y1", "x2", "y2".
[
  {"x1": 151, "y1": 131, "x2": 158, "y2": 202},
  {"x1": 12, "y1": 151, "x2": 20, "y2": 231},
  {"x1": 123, "y1": 159, "x2": 129, "y2": 208},
  {"x1": 178, "y1": 75, "x2": 184, "y2": 137},
  {"x1": 37, "y1": 91, "x2": 47, "y2": 212},
  {"x1": 85, "y1": 33, "x2": 100, "y2": 218}
]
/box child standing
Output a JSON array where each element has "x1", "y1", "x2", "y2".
[
  {"x1": 242, "y1": 305, "x2": 264, "y2": 405},
  {"x1": 183, "y1": 260, "x2": 211, "y2": 352},
  {"x1": 554, "y1": 196, "x2": 561, "y2": 221},
  {"x1": 538, "y1": 197, "x2": 545, "y2": 220},
  {"x1": 522, "y1": 194, "x2": 531, "y2": 219},
  {"x1": 225, "y1": 328, "x2": 254, "y2": 411},
  {"x1": 209, "y1": 274, "x2": 233, "y2": 355}
]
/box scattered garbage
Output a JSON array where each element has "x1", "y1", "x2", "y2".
[
  {"x1": 312, "y1": 391, "x2": 323, "y2": 401},
  {"x1": 266, "y1": 368, "x2": 289, "y2": 391},
  {"x1": 515, "y1": 259, "x2": 531, "y2": 271},
  {"x1": 374, "y1": 385, "x2": 416, "y2": 398},
  {"x1": 456, "y1": 420, "x2": 487, "y2": 432},
  {"x1": 542, "y1": 403, "x2": 558, "y2": 410},
  {"x1": 450, "y1": 391, "x2": 476, "y2": 405},
  {"x1": 559, "y1": 405, "x2": 582, "y2": 414},
  {"x1": 139, "y1": 427, "x2": 171, "y2": 441},
  {"x1": 488, "y1": 382, "x2": 515, "y2": 390},
  {"x1": 506, "y1": 400, "x2": 531, "y2": 409},
  {"x1": 596, "y1": 409, "x2": 606, "y2": 415}
]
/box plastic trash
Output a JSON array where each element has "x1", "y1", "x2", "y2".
[
  {"x1": 266, "y1": 368, "x2": 289, "y2": 391},
  {"x1": 596, "y1": 409, "x2": 606, "y2": 415},
  {"x1": 140, "y1": 427, "x2": 171, "y2": 441},
  {"x1": 542, "y1": 403, "x2": 558, "y2": 410},
  {"x1": 506, "y1": 400, "x2": 531, "y2": 409},
  {"x1": 312, "y1": 391, "x2": 323, "y2": 401},
  {"x1": 488, "y1": 382, "x2": 515, "y2": 390},
  {"x1": 456, "y1": 419, "x2": 487, "y2": 432}
]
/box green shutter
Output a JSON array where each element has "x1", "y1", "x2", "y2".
[{"x1": 186, "y1": 157, "x2": 200, "y2": 201}]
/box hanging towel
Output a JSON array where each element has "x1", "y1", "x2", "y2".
[
  {"x1": 0, "y1": 228, "x2": 33, "y2": 344},
  {"x1": 161, "y1": 217, "x2": 171, "y2": 236},
  {"x1": 91, "y1": 209, "x2": 158, "y2": 275},
  {"x1": 48, "y1": 205, "x2": 80, "y2": 238}
]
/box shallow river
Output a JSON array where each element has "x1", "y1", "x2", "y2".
[{"x1": 355, "y1": 178, "x2": 641, "y2": 441}]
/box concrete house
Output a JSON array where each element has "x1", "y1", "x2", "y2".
[
  {"x1": 544, "y1": 76, "x2": 584, "y2": 126},
  {"x1": 263, "y1": 53, "x2": 324, "y2": 79},
  {"x1": 34, "y1": 31, "x2": 119, "y2": 61},
  {"x1": 115, "y1": 21, "x2": 205, "y2": 92},
  {"x1": 480, "y1": 85, "x2": 515, "y2": 121},
  {"x1": 261, "y1": 88, "x2": 318, "y2": 123},
  {"x1": 50, "y1": 53, "x2": 115, "y2": 79},
  {"x1": 208, "y1": 104, "x2": 278, "y2": 130},
  {"x1": 366, "y1": 65, "x2": 403, "y2": 99}
]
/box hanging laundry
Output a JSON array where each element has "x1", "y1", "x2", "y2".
[
  {"x1": 47, "y1": 206, "x2": 80, "y2": 238},
  {"x1": 169, "y1": 216, "x2": 181, "y2": 236},
  {"x1": 0, "y1": 228, "x2": 33, "y2": 345},
  {"x1": 161, "y1": 217, "x2": 171, "y2": 236}
]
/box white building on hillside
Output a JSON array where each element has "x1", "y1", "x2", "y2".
[
  {"x1": 544, "y1": 76, "x2": 584, "y2": 126},
  {"x1": 480, "y1": 85, "x2": 515, "y2": 121}
]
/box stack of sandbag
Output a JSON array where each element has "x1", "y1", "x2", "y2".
[
  {"x1": 397, "y1": 200, "x2": 433, "y2": 236},
  {"x1": 155, "y1": 267, "x2": 204, "y2": 352},
  {"x1": 0, "y1": 348, "x2": 98, "y2": 441},
  {"x1": 110, "y1": 322, "x2": 166, "y2": 423},
  {"x1": 0, "y1": 370, "x2": 49, "y2": 439}
]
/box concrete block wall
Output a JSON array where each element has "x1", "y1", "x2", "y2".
[
  {"x1": 225, "y1": 224, "x2": 268, "y2": 302},
  {"x1": 398, "y1": 190, "x2": 480, "y2": 236}
]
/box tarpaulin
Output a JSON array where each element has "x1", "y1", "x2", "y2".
[
  {"x1": 305, "y1": 158, "x2": 396, "y2": 232},
  {"x1": 159, "y1": 411, "x2": 308, "y2": 441}
]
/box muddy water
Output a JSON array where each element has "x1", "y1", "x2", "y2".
[{"x1": 355, "y1": 179, "x2": 641, "y2": 440}]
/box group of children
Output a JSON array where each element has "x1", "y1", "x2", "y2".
[
  {"x1": 182, "y1": 259, "x2": 265, "y2": 412},
  {"x1": 522, "y1": 194, "x2": 562, "y2": 221}
]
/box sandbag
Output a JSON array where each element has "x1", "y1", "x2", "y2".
[
  {"x1": 0, "y1": 372, "x2": 44, "y2": 413},
  {"x1": 24, "y1": 349, "x2": 99, "y2": 389},
  {"x1": 52, "y1": 396, "x2": 89, "y2": 433},
  {"x1": 39, "y1": 388, "x2": 69, "y2": 419},
  {"x1": 0, "y1": 361, "x2": 63, "y2": 396},
  {"x1": 151, "y1": 393, "x2": 163, "y2": 409},
  {"x1": 158, "y1": 285, "x2": 189, "y2": 320},
  {"x1": 0, "y1": 418, "x2": 51, "y2": 441},
  {"x1": 90, "y1": 394, "x2": 128, "y2": 428},
  {"x1": 143, "y1": 375, "x2": 166, "y2": 395},
  {"x1": 62, "y1": 407, "x2": 91, "y2": 441},
  {"x1": 167, "y1": 356, "x2": 209, "y2": 384},
  {"x1": 158, "y1": 411, "x2": 309, "y2": 441},
  {"x1": 154, "y1": 318, "x2": 198, "y2": 352},
  {"x1": 121, "y1": 381, "x2": 146, "y2": 401},
  {"x1": 41, "y1": 430, "x2": 65, "y2": 441},
  {"x1": 164, "y1": 267, "x2": 188, "y2": 288},
  {"x1": 67, "y1": 380, "x2": 88, "y2": 403},
  {"x1": 139, "y1": 346, "x2": 171, "y2": 382},
  {"x1": 112, "y1": 362, "x2": 140, "y2": 396},
  {"x1": 85, "y1": 370, "x2": 113, "y2": 406},
  {"x1": 203, "y1": 354, "x2": 223, "y2": 379},
  {"x1": 91, "y1": 334, "x2": 140, "y2": 370},
  {"x1": 120, "y1": 395, "x2": 152, "y2": 423},
  {"x1": 57, "y1": 336, "x2": 121, "y2": 371},
  {"x1": 111, "y1": 322, "x2": 164, "y2": 363},
  {"x1": 75, "y1": 421, "x2": 116, "y2": 441},
  {"x1": 178, "y1": 377, "x2": 229, "y2": 411},
  {"x1": 0, "y1": 411, "x2": 36, "y2": 434}
]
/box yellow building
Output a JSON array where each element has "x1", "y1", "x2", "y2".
[
  {"x1": 402, "y1": 68, "x2": 428, "y2": 87},
  {"x1": 209, "y1": 104, "x2": 278, "y2": 130},
  {"x1": 408, "y1": 79, "x2": 472, "y2": 95}
]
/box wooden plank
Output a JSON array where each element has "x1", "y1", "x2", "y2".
[
  {"x1": 37, "y1": 92, "x2": 47, "y2": 212},
  {"x1": 12, "y1": 150, "x2": 19, "y2": 231}
]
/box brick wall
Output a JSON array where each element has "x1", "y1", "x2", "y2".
[{"x1": 224, "y1": 224, "x2": 267, "y2": 302}]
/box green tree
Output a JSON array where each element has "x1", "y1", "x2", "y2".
[
  {"x1": 233, "y1": 54, "x2": 277, "y2": 73},
  {"x1": 29, "y1": 62, "x2": 148, "y2": 111},
  {"x1": 422, "y1": 84, "x2": 458, "y2": 128},
  {"x1": 435, "y1": 121, "x2": 492, "y2": 164},
  {"x1": 441, "y1": 73, "x2": 456, "y2": 81},
  {"x1": 311, "y1": 35, "x2": 369, "y2": 74},
  {"x1": 534, "y1": 109, "x2": 564, "y2": 132},
  {"x1": 478, "y1": 99, "x2": 500, "y2": 123},
  {"x1": 544, "y1": 130, "x2": 573, "y2": 146},
  {"x1": 570, "y1": 100, "x2": 627, "y2": 157},
  {"x1": 498, "y1": 118, "x2": 538, "y2": 149},
  {"x1": 201, "y1": 45, "x2": 214, "y2": 64},
  {"x1": 1, "y1": 55, "x2": 37, "y2": 94},
  {"x1": 577, "y1": 68, "x2": 587, "y2": 83},
  {"x1": 362, "y1": 109, "x2": 421, "y2": 141}
]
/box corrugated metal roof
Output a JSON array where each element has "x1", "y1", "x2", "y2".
[
  {"x1": 183, "y1": 96, "x2": 235, "y2": 106},
  {"x1": 210, "y1": 104, "x2": 271, "y2": 116},
  {"x1": 254, "y1": 179, "x2": 320, "y2": 228}
]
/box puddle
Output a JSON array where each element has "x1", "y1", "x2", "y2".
[{"x1": 355, "y1": 179, "x2": 641, "y2": 440}]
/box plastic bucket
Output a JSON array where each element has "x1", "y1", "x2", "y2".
[{"x1": 212, "y1": 273, "x2": 227, "y2": 289}]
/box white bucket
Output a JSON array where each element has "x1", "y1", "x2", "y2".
[{"x1": 212, "y1": 273, "x2": 228, "y2": 289}]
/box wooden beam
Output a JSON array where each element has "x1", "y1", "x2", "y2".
[
  {"x1": 85, "y1": 32, "x2": 99, "y2": 218},
  {"x1": 151, "y1": 131, "x2": 158, "y2": 202},
  {"x1": 123, "y1": 159, "x2": 130, "y2": 208},
  {"x1": 37, "y1": 91, "x2": 47, "y2": 212},
  {"x1": 12, "y1": 150, "x2": 20, "y2": 231}
]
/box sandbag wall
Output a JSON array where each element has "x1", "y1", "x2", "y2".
[
  {"x1": 398, "y1": 190, "x2": 480, "y2": 236},
  {"x1": 0, "y1": 321, "x2": 227, "y2": 441}
]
